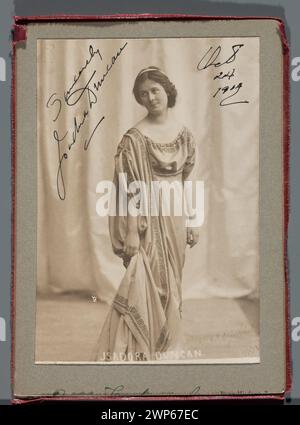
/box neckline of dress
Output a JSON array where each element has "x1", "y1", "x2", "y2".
[{"x1": 132, "y1": 126, "x2": 185, "y2": 147}]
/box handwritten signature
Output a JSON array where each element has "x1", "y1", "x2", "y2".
[
  {"x1": 52, "y1": 385, "x2": 201, "y2": 396},
  {"x1": 46, "y1": 42, "x2": 128, "y2": 200},
  {"x1": 103, "y1": 385, "x2": 202, "y2": 396},
  {"x1": 197, "y1": 44, "x2": 249, "y2": 107}
]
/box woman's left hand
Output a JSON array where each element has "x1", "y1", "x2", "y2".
[{"x1": 186, "y1": 227, "x2": 200, "y2": 248}]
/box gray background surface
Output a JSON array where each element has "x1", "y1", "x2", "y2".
[
  {"x1": 0, "y1": 0, "x2": 299, "y2": 404},
  {"x1": 14, "y1": 19, "x2": 285, "y2": 398}
]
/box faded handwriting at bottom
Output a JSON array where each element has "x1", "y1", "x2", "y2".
[{"x1": 51, "y1": 385, "x2": 201, "y2": 397}]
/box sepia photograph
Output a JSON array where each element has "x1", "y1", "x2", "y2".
[{"x1": 35, "y1": 36, "x2": 260, "y2": 364}]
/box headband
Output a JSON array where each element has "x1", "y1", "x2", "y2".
[{"x1": 138, "y1": 67, "x2": 165, "y2": 77}]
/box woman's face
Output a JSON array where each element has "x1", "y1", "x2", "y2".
[{"x1": 138, "y1": 79, "x2": 168, "y2": 116}]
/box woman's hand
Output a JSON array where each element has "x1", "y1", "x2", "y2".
[
  {"x1": 123, "y1": 231, "x2": 140, "y2": 257},
  {"x1": 186, "y1": 227, "x2": 200, "y2": 248}
]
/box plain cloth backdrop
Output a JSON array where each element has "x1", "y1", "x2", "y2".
[{"x1": 37, "y1": 37, "x2": 259, "y2": 301}]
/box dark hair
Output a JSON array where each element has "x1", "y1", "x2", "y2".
[{"x1": 133, "y1": 66, "x2": 177, "y2": 108}]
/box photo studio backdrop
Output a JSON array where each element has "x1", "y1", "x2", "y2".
[{"x1": 37, "y1": 37, "x2": 259, "y2": 302}]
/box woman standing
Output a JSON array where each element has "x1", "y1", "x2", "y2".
[{"x1": 92, "y1": 66, "x2": 199, "y2": 362}]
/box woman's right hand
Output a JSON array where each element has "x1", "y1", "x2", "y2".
[{"x1": 123, "y1": 231, "x2": 140, "y2": 257}]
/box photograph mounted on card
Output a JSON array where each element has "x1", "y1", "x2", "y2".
[{"x1": 12, "y1": 16, "x2": 289, "y2": 399}]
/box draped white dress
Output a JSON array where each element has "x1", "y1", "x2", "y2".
[{"x1": 92, "y1": 126, "x2": 196, "y2": 361}]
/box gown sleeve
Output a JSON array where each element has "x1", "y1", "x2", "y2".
[
  {"x1": 108, "y1": 133, "x2": 148, "y2": 267},
  {"x1": 182, "y1": 129, "x2": 196, "y2": 181}
]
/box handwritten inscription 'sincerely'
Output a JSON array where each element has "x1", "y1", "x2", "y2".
[
  {"x1": 197, "y1": 44, "x2": 249, "y2": 107},
  {"x1": 45, "y1": 42, "x2": 128, "y2": 200}
]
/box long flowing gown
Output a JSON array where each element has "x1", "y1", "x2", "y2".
[{"x1": 92, "y1": 126, "x2": 196, "y2": 361}]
